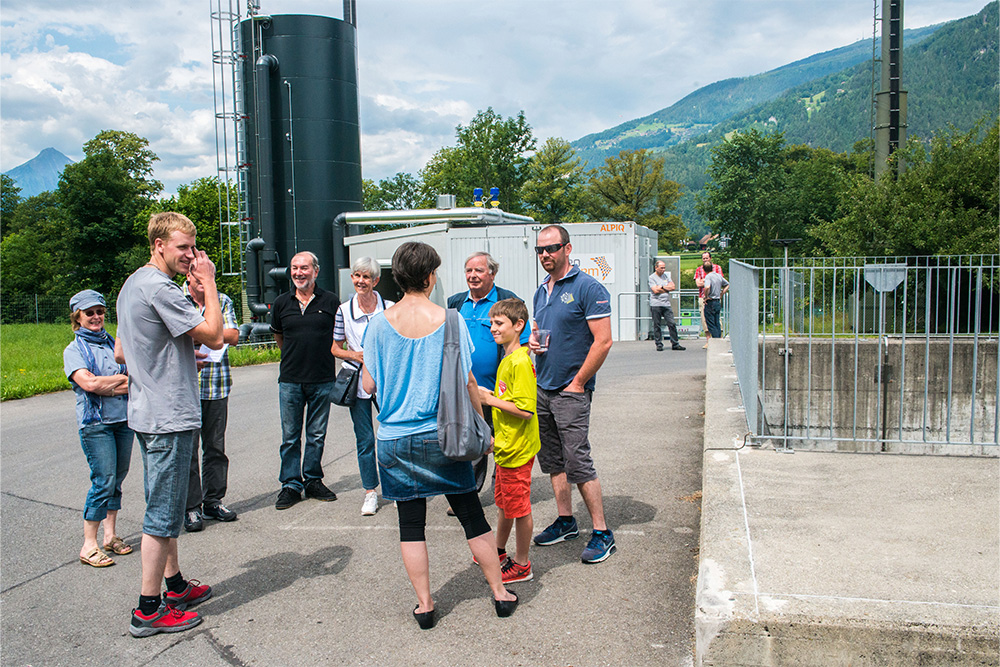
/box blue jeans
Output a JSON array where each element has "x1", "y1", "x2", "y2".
[
  {"x1": 79, "y1": 421, "x2": 134, "y2": 522},
  {"x1": 377, "y1": 429, "x2": 476, "y2": 502},
  {"x1": 137, "y1": 430, "x2": 195, "y2": 538},
  {"x1": 279, "y1": 381, "x2": 334, "y2": 492},
  {"x1": 704, "y1": 299, "x2": 722, "y2": 338},
  {"x1": 349, "y1": 397, "x2": 379, "y2": 491}
]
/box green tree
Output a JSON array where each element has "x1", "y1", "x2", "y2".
[
  {"x1": 83, "y1": 130, "x2": 162, "y2": 196},
  {"x1": 697, "y1": 129, "x2": 791, "y2": 258},
  {"x1": 58, "y1": 131, "x2": 162, "y2": 293},
  {"x1": 420, "y1": 108, "x2": 536, "y2": 213},
  {"x1": 377, "y1": 172, "x2": 423, "y2": 210},
  {"x1": 586, "y1": 149, "x2": 686, "y2": 249},
  {"x1": 362, "y1": 178, "x2": 382, "y2": 211},
  {"x1": 521, "y1": 138, "x2": 587, "y2": 224},
  {"x1": 141, "y1": 176, "x2": 243, "y2": 300},
  {"x1": 813, "y1": 118, "x2": 999, "y2": 255},
  {"x1": 0, "y1": 191, "x2": 69, "y2": 294},
  {"x1": 1, "y1": 174, "x2": 22, "y2": 239}
]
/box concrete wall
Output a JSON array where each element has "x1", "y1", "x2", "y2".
[{"x1": 759, "y1": 338, "x2": 998, "y2": 455}]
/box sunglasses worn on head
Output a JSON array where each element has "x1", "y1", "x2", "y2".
[{"x1": 534, "y1": 242, "x2": 567, "y2": 255}]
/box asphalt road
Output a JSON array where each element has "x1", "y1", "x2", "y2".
[{"x1": 0, "y1": 340, "x2": 706, "y2": 667}]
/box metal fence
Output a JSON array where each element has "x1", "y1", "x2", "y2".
[
  {"x1": 1, "y1": 291, "x2": 252, "y2": 327},
  {"x1": 1, "y1": 293, "x2": 116, "y2": 325},
  {"x1": 728, "y1": 255, "x2": 999, "y2": 454},
  {"x1": 616, "y1": 289, "x2": 729, "y2": 341}
]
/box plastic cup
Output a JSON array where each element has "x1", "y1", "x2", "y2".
[{"x1": 537, "y1": 329, "x2": 551, "y2": 352}]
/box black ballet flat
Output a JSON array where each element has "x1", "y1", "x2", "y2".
[
  {"x1": 413, "y1": 605, "x2": 436, "y2": 630},
  {"x1": 494, "y1": 591, "x2": 518, "y2": 618}
]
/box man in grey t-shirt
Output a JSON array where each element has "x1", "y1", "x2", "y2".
[
  {"x1": 116, "y1": 212, "x2": 224, "y2": 637},
  {"x1": 702, "y1": 270, "x2": 729, "y2": 342},
  {"x1": 648, "y1": 260, "x2": 684, "y2": 351}
]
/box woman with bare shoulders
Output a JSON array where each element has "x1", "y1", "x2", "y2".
[{"x1": 361, "y1": 242, "x2": 518, "y2": 629}]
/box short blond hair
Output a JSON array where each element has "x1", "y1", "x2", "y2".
[
  {"x1": 148, "y1": 212, "x2": 196, "y2": 251},
  {"x1": 70, "y1": 310, "x2": 83, "y2": 331}
]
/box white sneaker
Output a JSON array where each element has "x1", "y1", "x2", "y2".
[{"x1": 361, "y1": 490, "x2": 379, "y2": 516}]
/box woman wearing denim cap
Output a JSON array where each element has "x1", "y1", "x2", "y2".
[
  {"x1": 361, "y1": 242, "x2": 518, "y2": 629},
  {"x1": 63, "y1": 289, "x2": 134, "y2": 567}
]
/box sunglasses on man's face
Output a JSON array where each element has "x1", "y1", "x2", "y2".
[
  {"x1": 84, "y1": 308, "x2": 106, "y2": 317},
  {"x1": 534, "y1": 242, "x2": 567, "y2": 255}
]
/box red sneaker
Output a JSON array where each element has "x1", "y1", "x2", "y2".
[
  {"x1": 130, "y1": 604, "x2": 202, "y2": 637},
  {"x1": 500, "y1": 557, "x2": 533, "y2": 584},
  {"x1": 163, "y1": 580, "x2": 212, "y2": 611}
]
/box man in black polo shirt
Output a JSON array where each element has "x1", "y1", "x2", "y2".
[{"x1": 270, "y1": 251, "x2": 341, "y2": 510}]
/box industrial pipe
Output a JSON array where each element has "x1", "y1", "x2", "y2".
[
  {"x1": 255, "y1": 53, "x2": 281, "y2": 304},
  {"x1": 238, "y1": 322, "x2": 274, "y2": 344},
  {"x1": 339, "y1": 207, "x2": 536, "y2": 226},
  {"x1": 243, "y1": 237, "x2": 271, "y2": 317}
]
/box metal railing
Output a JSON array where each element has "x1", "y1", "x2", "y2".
[
  {"x1": 728, "y1": 255, "x2": 999, "y2": 454},
  {"x1": 616, "y1": 289, "x2": 730, "y2": 341}
]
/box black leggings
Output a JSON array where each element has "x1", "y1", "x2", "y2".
[{"x1": 397, "y1": 491, "x2": 491, "y2": 542}]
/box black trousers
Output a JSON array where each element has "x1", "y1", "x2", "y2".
[
  {"x1": 651, "y1": 306, "x2": 679, "y2": 348},
  {"x1": 187, "y1": 397, "x2": 230, "y2": 511}
]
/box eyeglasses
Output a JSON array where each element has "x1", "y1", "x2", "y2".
[
  {"x1": 534, "y1": 242, "x2": 567, "y2": 255},
  {"x1": 83, "y1": 308, "x2": 106, "y2": 317}
]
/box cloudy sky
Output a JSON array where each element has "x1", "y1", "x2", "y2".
[{"x1": 1, "y1": 0, "x2": 990, "y2": 194}]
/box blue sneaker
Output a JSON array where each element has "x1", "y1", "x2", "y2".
[
  {"x1": 581, "y1": 530, "x2": 616, "y2": 563},
  {"x1": 533, "y1": 516, "x2": 579, "y2": 546}
]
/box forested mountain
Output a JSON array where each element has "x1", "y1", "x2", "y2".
[
  {"x1": 571, "y1": 23, "x2": 941, "y2": 164},
  {"x1": 573, "y1": 2, "x2": 999, "y2": 237}
]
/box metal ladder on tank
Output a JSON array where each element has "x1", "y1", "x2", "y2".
[{"x1": 210, "y1": 0, "x2": 255, "y2": 280}]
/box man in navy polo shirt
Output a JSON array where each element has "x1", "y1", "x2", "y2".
[
  {"x1": 528, "y1": 224, "x2": 616, "y2": 564},
  {"x1": 270, "y1": 251, "x2": 341, "y2": 510},
  {"x1": 447, "y1": 251, "x2": 528, "y2": 491}
]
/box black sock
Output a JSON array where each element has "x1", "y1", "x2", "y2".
[
  {"x1": 138, "y1": 594, "x2": 161, "y2": 616},
  {"x1": 165, "y1": 572, "x2": 187, "y2": 594},
  {"x1": 558, "y1": 515, "x2": 574, "y2": 523}
]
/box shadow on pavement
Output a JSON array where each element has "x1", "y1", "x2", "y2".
[{"x1": 201, "y1": 544, "x2": 352, "y2": 615}]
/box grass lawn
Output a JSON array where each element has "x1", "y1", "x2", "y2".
[{"x1": 1, "y1": 324, "x2": 280, "y2": 401}]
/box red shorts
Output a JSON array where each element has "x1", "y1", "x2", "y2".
[{"x1": 494, "y1": 457, "x2": 534, "y2": 519}]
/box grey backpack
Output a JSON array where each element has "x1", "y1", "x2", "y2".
[{"x1": 437, "y1": 309, "x2": 492, "y2": 461}]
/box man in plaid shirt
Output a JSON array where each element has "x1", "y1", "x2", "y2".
[{"x1": 183, "y1": 274, "x2": 240, "y2": 531}]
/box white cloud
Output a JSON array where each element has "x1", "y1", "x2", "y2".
[{"x1": 1, "y1": 0, "x2": 991, "y2": 191}]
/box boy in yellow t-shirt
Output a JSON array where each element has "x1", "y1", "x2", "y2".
[{"x1": 477, "y1": 298, "x2": 540, "y2": 584}]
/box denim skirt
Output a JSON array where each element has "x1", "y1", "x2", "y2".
[{"x1": 377, "y1": 429, "x2": 476, "y2": 501}]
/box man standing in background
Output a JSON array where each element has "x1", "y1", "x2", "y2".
[
  {"x1": 270, "y1": 251, "x2": 340, "y2": 510},
  {"x1": 648, "y1": 260, "x2": 685, "y2": 352},
  {"x1": 182, "y1": 275, "x2": 240, "y2": 532},
  {"x1": 694, "y1": 251, "x2": 724, "y2": 349},
  {"x1": 447, "y1": 251, "x2": 528, "y2": 492},
  {"x1": 529, "y1": 224, "x2": 616, "y2": 565}
]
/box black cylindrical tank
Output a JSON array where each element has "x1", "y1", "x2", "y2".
[{"x1": 241, "y1": 14, "x2": 361, "y2": 298}]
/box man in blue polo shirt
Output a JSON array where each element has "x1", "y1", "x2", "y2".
[
  {"x1": 447, "y1": 251, "x2": 528, "y2": 491},
  {"x1": 529, "y1": 224, "x2": 616, "y2": 564}
]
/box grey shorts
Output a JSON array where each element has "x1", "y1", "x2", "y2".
[
  {"x1": 536, "y1": 388, "x2": 597, "y2": 485},
  {"x1": 137, "y1": 430, "x2": 195, "y2": 538}
]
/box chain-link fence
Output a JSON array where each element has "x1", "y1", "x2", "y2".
[{"x1": 2, "y1": 291, "x2": 252, "y2": 325}]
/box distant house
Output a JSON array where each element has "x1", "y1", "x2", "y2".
[{"x1": 699, "y1": 233, "x2": 719, "y2": 250}]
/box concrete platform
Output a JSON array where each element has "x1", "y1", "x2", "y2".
[{"x1": 696, "y1": 340, "x2": 1000, "y2": 666}]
